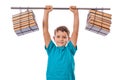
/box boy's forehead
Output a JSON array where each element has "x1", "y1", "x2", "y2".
[
  {"x1": 55, "y1": 30, "x2": 68, "y2": 35},
  {"x1": 56, "y1": 30, "x2": 66, "y2": 33}
]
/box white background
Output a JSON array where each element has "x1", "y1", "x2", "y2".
[{"x1": 0, "y1": 0, "x2": 120, "y2": 80}]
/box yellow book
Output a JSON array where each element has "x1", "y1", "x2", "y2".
[
  {"x1": 89, "y1": 9, "x2": 112, "y2": 19},
  {"x1": 12, "y1": 12, "x2": 34, "y2": 21},
  {"x1": 88, "y1": 17, "x2": 111, "y2": 26},
  {"x1": 88, "y1": 12, "x2": 111, "y2": 23},
  {"x1": 88, "y1": 20, "x2": 110, "y2": 29},
  {"x1": 14, "y1": 23, "x2": 37, "y2": 31},
  {"x1": 13, "y1": 19, "x2": 36, "y2": 28}
]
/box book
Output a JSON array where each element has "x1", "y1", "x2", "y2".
[
  {"x1": 13, "y1": 15, "x2": 34, "y2": 24},
  {"x1": 89, "y1": 9, "x2": 112, "y2": 19},
  {"x1": 15, "y1": 26, "x2": 39, "y2": 36},
  {"x1": 12, "y1": 10, "x2": 33, "y2": 18},
  {"x1": 12, "y1": 10, "x2": 39, "y2": 36},
  {"x1": 88, "y1": 20, "x2": 110, "y2": 29},
  {"x1": 14, "y1": 23, "x2": 37, "y2": 30},
  {"x1": 87, "y1": 12, "x2": 111, "y2": 23},
  {"x1": 12, "y1": 12, "x2": 34, "y2": 21},
  {"x1": 13, "y1": 19, "x2": 36, "y2": 28},
  {"x1": 85, "y1": 9, "x2": 112, "y2": 36},
  {"x1": 86, "y1": 23, "x2": 110, "y2": 36}
]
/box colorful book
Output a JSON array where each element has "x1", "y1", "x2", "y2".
[
  {"x1": 12, "y1": 10, "x2": 39, "y2": 36},
  {"x1": 86, "y1": 9, "x2": 112, "y2": 36}
]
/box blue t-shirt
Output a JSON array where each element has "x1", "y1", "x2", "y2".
[{"x1": 45, "y1": 40, "x2": 77, "y2": 80}]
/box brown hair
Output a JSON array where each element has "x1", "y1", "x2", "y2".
[{"x1": 54, "y1": 26, "x2": 70, "y2": 36}]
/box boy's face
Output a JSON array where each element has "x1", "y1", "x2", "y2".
[{"x1": 54, "y1": 30, "x2": 69, "y2": 46}]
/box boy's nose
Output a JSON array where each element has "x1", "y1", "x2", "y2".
[{"x1": 60, "y1": 37, "x2": 63, "y2": 41}]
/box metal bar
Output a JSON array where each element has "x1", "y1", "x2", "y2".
[{"x1": 11, "y1": 7, "x2": 111, "y2": 10}]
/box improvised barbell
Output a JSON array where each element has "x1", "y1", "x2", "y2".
[{"x1": 11, "y1": 7, "x2": 112, "y2": 36}]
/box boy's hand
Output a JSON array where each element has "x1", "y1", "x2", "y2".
[
  {"x1": 44, "y1": 5, "x2": 53, "y2": 13},
  {"x1": 69, "y1": 6, "x2": 78, "y2": 14}
]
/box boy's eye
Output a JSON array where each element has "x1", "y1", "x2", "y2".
[
  {"x1": 56, "y1": 36, "x2": 60, "y2": 38},
  {"x1": 63, "y1": 36, "x2": 67, "y2": 38},
  {"x1": 55, "y1": 36, "x2": 67, "y2": 39}
]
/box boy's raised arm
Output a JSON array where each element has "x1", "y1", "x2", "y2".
[
  {"x1": 43, "y1": 5, "x2": 53, "y2": 48},
  {"x1": 69, "y1": 6, "x2": 79, "y2": 47}
]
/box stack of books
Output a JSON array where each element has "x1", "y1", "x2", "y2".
[
  {"x1": 12, "y1": 10, "x2": 39, "y2": 36},
  {"x1": 86, "y1": 9, "x2": 112, "y2": 36}
]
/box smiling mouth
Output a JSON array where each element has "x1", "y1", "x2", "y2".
[{"x1": 58, "y1": 42, "x2": 64, "y2": 44}]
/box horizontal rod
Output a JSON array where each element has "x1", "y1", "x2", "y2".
[{"x1": 11, "y1": 7, "x2": 110, "y2": 10}]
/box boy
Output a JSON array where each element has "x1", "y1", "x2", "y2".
[{"x1": 43, "y1": 5, "x2": 79, "y2": 80}]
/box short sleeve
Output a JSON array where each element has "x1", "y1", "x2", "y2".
[
  {"x1": 45, "y1": 40, "x2": 55, "y2": 55},
  {"x1": 67, "y1": 41, "x2": 77, "y2": 56}
]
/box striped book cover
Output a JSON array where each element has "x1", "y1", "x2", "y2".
[
  {"x1": 12, "y1": 10, "x2": 39, "y2": 36},
  {"x1": 85, "y1": 9, "x2": 112, "y2": 36}
]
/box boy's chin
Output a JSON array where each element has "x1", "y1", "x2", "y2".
[{"x1": 57, "y1": 44, "x2": 66, "y2": 47}]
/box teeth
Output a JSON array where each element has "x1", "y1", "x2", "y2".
[{"x1": 85, "y1": 9, "x2": 112, "y2": 36}]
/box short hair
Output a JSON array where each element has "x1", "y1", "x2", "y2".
[{"x1": 54, "y1": 26, "x2": 70, "y2": 36}]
